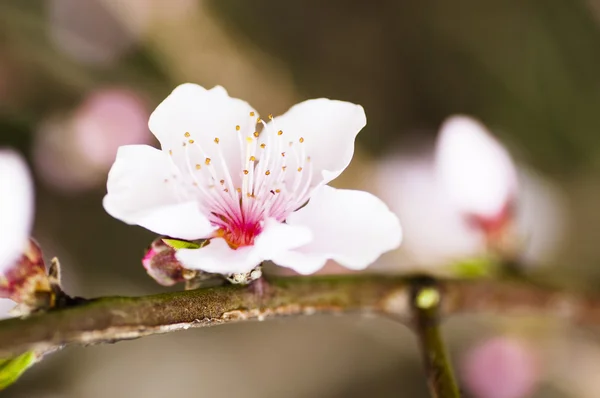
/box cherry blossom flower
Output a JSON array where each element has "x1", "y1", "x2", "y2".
[{"x1": 103, "y1": 84, "x2": 401, "y2": 275}]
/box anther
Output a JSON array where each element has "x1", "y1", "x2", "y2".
[
  {"x1": 205, "y1": 158, "x2": 211, "y2": 165},
  {"x1": 224, "y1": 188, "x2": 229, "y2": 193},
  {"x1": 249, "y1": 156, "x2": 256, "y2": 161},
  {"x1": 260, "y1": 143, "x2": 266, "y2": 149},
  {"x1": 275, "y1": 189, "x2": 281, "y2": 193},
  {"x1": 195, "y1": 164, "x2": 201, "y2": 170},
  {"x1": 188, "y1": 139, "x2": 195, "y2": 144},
  {"x1": 184, "y1": 132, "x2": 191, "y2": 137},
  {"x1": 220, "y1": 179, "x2": 225, "y2": 185},
  {"x1": 243, "y1": 170, "x2": 249, "y2": 175},
  {"x1": 268, "y1": 114, "x2": 273, "y2": 120},
  {"x1": 249, "y1": 112, "x2": 255, "y2": 117},
  {"x1": 282, "y1": 166, "x2": 287, "y2": 171},
  {"x1": 299, "y1": 137, "x2": 304, "y2": 143},
  {"x1": 169, "y1": 150, "x2": 173, "y2": 155},
  {"x1": 265, "y1": 170, "x2": 271, "y2": 175},
  {"x1": 253, "y1": 132, "x2": 259, "y2": 138},
  {"x1": 214, "y1": 137, "x2": 220, "y2": 144},
  {"x1": 257, "y1": 118, "x2": 262, "y2": 123},
  {"x1": 281, "y1": 152, "x2": 286, "y2": 157},
  {"x1": 236, "y1": 125, "x2": 241, "y2": 131},
  {"x1": 297, "y1": 167, "x2": 303, "y2": 172},
  {"x1": 236, "y1": 188, "x2": 242, "y2": 193},
  {"x1": 277, "y1": 130, "x2": 283, "y2": 136}
]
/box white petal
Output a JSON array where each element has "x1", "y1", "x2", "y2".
[
  {"x1": 176, "y1": 238, "x2": 261, "y2": 274},
  {"x1": 103, "y1": 145, "x2": 215, "y2": 240},
  {"x1": 0, "y1": 150, "x2": 34, "y2": 273},
  {"x1": 278, "y1": 185, "x2": 402, "y2": 274},
  {"x1": 254, "y1": 218, "x2": 313, "y2": 257},
  {"x1": 435, "y1": 116, "x2": 517, "y2": 219},
  {"x1": 270, "y1": 98, "x2": 366, "y2": 187},
  {"x1": 148, "y1": 84, "x2": 256, "y2": 187},
  {"x1": 0, "y1": 298, "x2": 15, "y2": 320}
]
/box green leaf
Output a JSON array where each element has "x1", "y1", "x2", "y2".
[
  {"x1": 0, "y1": 351, "x2": 37, "y2": 390},
  {"x1": 161, "y1": 239, "x2": 204, "y2": 250}
]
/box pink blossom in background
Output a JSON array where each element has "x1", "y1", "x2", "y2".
[
  {"x1": 34, "y1": 88, "x2": 150, "y2": 193},
  {"x1": 460, "y1": 337, "x2": 540, "y2": 398}
]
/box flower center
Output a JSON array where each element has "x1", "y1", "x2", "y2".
[{"x1": 216, "y1": 221, "x2": 262, "y2": 249}]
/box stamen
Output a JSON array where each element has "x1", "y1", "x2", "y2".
[
  {"x1": 214, "y1": 137, "x2": 220, "y2": 144},
  {"x1": 205, "y1": 158, "x2": 211, "y2": 165},
  {"x1": 184, "y1": 132, "x2": 191, "y2": 137},
  {"x1": 236, "y1": 125, "x2": 241, "y2": 131}
]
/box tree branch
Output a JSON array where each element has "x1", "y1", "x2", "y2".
[{"x1": 0, "y1": 274, "x2": 598, "y2": 358}]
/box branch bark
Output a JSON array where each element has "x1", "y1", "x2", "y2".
[{"x1": 0, "y1": 274, "x2": 598, "y2": 358}]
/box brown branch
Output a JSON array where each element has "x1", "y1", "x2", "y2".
[{"x1": 0, "y1": 274, "x2": 598, "y2": 358}]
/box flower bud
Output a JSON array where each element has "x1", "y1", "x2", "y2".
[
  {"x1": 0, "y1": 239, "x2": 52, "y2": 308},
  {"x1": 142, "y1": 238, "x2": 197, "y2": 286}
]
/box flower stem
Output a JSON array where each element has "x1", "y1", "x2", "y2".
[{"x1": 410, "y1": 277, "x2": 460, "y2": 398}]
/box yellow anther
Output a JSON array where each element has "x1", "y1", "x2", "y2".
[
  {"x1": 246, "y1": 137, "x2": 253, "y2": 143},
  {"x1": 236, "y1": 188, "x2": 242, "y2": 193},
  {"x1": 275, "y1": 189, "x2": 281, "y2": 193},
  {"x1": 297, "y1": 167, "x2": 303, "y2": 172},
  {"x1": 220, "y1": 179, "x2": 225, "y2": 185},
  {"x1": 249, "y1": 156, "x2": 256, "y2": 161},
  {"x1": 277, "y1": 130, "x2": 283, "y2": 136},
  {"x1": 195, "y1": 164, "x2": 201, "y2": 170},
  {"x1": 169, "y1": 150, "x2": 173, "y2": 155},
  {"x1": 184, "y1": 132, "x2": 190, "y2": 137},
  {"x1": 249, "y1": 112, "x2": 255, "y2": 117},
  {"x1": 265, "y1": 170, "x2": 271, "y2": 176},
  {"x1": 214, "y1": 137, "x2": 220, "y2": 144},
  {"x1": 281, "y1": 152, "x2": 286, "y2": 157},
  {"x1": 257, "y1": 118, "x2": 262, "y2": 124},
  {"x1": 282, "y1": 166, "x2": 287, "y2": 171},
  {"x1": 299, "y1": 137, "x2": 304, "y2": 143},
  {"x1": 243, "y1": 170, "x2": 249, "y2": 175},
  {"x1": 236, "y1": 125, "x2": 241, "y2": 131},
  {"x1": 268, "y1": 114, "x2": 273, "y2": 120},
  {"x1": 205, "y1": 158, "x2": 211, "y2": 165},
  {"x1": 188, "y1": 139, "x2": 195, "y2": 144},
  {"x1": 260, "y1": 143, "x2": 266, "y2": 149},
  {"x1": 253, "y1": 131, "x2": 259, "y2": 138}
]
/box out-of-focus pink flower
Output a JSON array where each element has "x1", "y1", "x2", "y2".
[
  {"x1": 435, "y1": 116, "x2": 518, "y2": 228},
  {"x1": 34, "y1": 88, "x2": 150, "y2": 193},
  {"x1": 47, "y1": 0, "x2": 150, "y2": 66},
  {"x1": 460, "y1": 337, "x2": 540, "y2": 398}
]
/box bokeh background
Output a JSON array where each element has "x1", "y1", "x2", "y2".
[{"x1": 2, "y1": 0, "x2": 600, "y2": 396}]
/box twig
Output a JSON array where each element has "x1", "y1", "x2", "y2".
[
  {"x1": 410, "y1": 277, "x2": 460, "y2": 397},
  {"x1": 0, "y1": 274, "x2": 598, "y2": 358}
]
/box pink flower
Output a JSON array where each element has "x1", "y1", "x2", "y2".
[{"x1": 103, "y1": 84, "x2": 402, "y2": 275}]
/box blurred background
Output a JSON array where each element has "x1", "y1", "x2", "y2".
[{"x1": 2, "y1": 0, "x2": 600, "y2": 396}]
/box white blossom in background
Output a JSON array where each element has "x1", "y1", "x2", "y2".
[
  {"x1": 374, "y1": 154, "x2": 485, "y2": 270},
  {"x1": 104, "y1": 84, "x2": 402, "y2": 275},
  {"x1": 374, "y1": 118, "x2": 566, "y2": 271},
  {"x1": 0, "y1": 150, "x2": 34, "y2": 318},
  {"x1": 435, "y1": 116, "x2": 518, "y2": 223}
]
